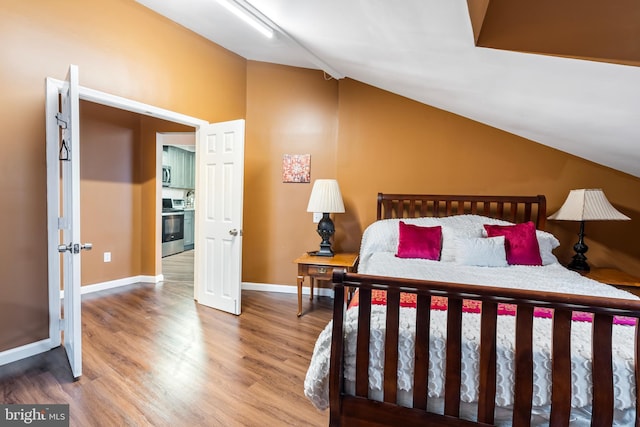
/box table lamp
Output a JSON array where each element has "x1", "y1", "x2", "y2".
[
  {"x1": 306, "y1": 179, "x2": 345, "y2": 257},
  {"x1": 548, "y1": 189, "x2": 630, "y2": 272}
]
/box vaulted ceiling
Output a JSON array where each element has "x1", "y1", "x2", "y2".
[{"x1": 136, "y1": 0, "x2": 640, "y2": 177}]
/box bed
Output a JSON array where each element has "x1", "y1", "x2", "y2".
[{"x1": 304, "y1": 193, "x2": 640, "y2": 426}]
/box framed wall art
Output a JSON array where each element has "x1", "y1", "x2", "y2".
[{"x1": 282, "y1": 154, "x2": 311, "y2": 183}]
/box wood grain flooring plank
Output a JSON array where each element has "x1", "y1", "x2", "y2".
[{"x1": 0, "y1": 251, "x2": 331, "y2": 427}]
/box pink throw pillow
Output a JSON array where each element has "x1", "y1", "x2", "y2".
[
  {"x1": 483, "y1": 222, "x2": 542, "y2": 266},
  {"x1": 396, "y1": 221, "x2": 442, "y2": 260}
]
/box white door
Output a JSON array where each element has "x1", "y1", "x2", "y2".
[
  {"x1": 45, "y1": 65, "x2": 87, "y2": 378},
  {"x1": 195, "y1": 120, "x2": 245, "y2": 315}
]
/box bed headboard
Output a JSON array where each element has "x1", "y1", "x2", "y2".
[{"x1": 376, "y1": 193, "x2": 547, "y2": 229}]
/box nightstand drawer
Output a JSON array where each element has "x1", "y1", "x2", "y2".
[{"x1": 307, "y1": 265, "x2": 333, "y2": 277}]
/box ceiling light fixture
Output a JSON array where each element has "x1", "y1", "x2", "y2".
[
  {"x1": 215, "y1": 0, "x2": 344, "y2": 79},
  {"x1": 216, "y1": 0, "x2": 274, "y2": 39}
]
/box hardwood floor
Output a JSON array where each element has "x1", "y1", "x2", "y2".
[{"x1": 0, "y1": 251, "x2": 332, "y2": 426}]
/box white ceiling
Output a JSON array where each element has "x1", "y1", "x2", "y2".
[{"x1": 136, "y1": 0, "x2": 640, "y2": 178}]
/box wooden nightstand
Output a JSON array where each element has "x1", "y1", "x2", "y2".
[
  {"x1": 294, "y1": 252, "x2": 359, "y2": 316},
  {"x1": 583, "y1": 267, "x2": 640, "y2": 288}
]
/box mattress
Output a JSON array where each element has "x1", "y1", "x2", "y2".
[{"x1": 304, "y1": 257, "x2": 639, "y2": 424}]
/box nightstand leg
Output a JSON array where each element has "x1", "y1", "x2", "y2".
[
  {"x1": 310, "y1": 277, "x2": 314, "y2": 300},
  {"x1": 297, "y1": 275, "x2": 304, "y2": 317}
]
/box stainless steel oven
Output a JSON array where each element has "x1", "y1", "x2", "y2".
[{"x1": 162, "y1": 198, "x2": 185, "y2": 257}]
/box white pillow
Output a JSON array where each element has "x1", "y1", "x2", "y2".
[
  {"x1": 441, "y1": 225, "x2": 484, "y2": 262},
  {"x1": 455, "y1": 236, "x2": 508, "y2": 267},
  {"x1": 537, "y1": 232, "x2": 560, "y2": 265}
]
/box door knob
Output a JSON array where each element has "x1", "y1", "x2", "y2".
[
  {"x1": 229, "y1": 229, "x2": 238, "y2": 236},
  {"x1": 58, "y1": 243, "x2": 72, "y2": 253},
  {"x1": 57, "y1": 243, "x2": 93, "y2": 253}
]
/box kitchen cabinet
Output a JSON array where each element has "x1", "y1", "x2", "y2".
[
  {"x1": 163, "y1": 146, "x2": 195, "y2": 189},
  {"x1": 184, "y1": 209, "x2": 195, "y2": 250},
  {"x1": 186, "y1": 150, "x2": 195, "y2": 188}
]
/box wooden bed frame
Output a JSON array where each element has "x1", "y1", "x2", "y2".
[{"x1": 327, "y1": 193, "x2": 640, "y2": 427}]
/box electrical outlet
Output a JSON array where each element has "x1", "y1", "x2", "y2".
[
  {"x1": 313, "y1": 212, "x2": 323, "y2": 223},
  {"x1": 104, "y1": 252, "x2": 111, "y2": 263}
]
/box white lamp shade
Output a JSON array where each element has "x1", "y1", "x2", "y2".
[
  {"x1": 306, "y1": 179, "x2": 345, "y2": 213},
  {"x1": 548, "y1": 189, "x2": 630, "y2": 221}
]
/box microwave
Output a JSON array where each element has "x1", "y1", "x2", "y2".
[{"x1": 162, "y1": 165, "x2": 171, "y2": 187}]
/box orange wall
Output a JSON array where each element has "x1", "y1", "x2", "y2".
[
  {"x1": 76, "y1": 66, "x2": 640, "y2": 289},
  {"x1": 336, "y1": 79, "x2": 640, "y2": 276},
  {"x1": 0, "y1": 0, "x2": 245, "y2": 351},
  {"x1": 78, "y1": 61, "x2": 340, "y2": 290},
  {"x1": 244, "y1": 62, "x2": 339, "y2": 285},
  {"x1": 80, "y1": 102, "x2": 142, "y2": 285},
  {"x1": 2, "y1": 0, "x2": 640, "y2": 355},
  {"x1": 80, "y1": 103, "x2": 193, "y2": 286}
]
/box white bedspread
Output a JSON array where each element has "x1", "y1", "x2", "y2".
[{"x1": 304, "y1": 255, "x2": 639, "y2": 415}]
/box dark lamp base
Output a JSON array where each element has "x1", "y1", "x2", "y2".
[
  {"x1": 314, "y1": 213, "x2": 335, "y2": 257},
  {"x1": 567, "y1": 220, "x2": 589, "y2": 272},
  {"x1": 315, "y1": 244, "x2": 334, "y2": 257},
  {"x1": 567, "y1": 257, "x2": 590, "y2": 272}
]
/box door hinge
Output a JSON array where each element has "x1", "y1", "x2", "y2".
[
  {"x1": 56, "y1": 112, "x2": 68, "y2": 129},
  {"x1": 58, "y1": 217, "x2": 69, "y2": 230}
]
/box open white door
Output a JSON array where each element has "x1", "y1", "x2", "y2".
[
  {"x1": 195, "y1": 120, "x2": 245, "y2": 315},
  {"x1": 45, "y1": 65, "x2": 87, "y2": 378},
  {"x1": 40, "y1": 65, "x2": 210, "y2": 372}
]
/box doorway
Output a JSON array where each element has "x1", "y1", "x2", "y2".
[
  {"x1": 78, "y1": 103, "x2": 197, "y2": 292},
  {"x1": 44, "y1": 66, "x2": 246, "y2": 377},
  {"x1": 159, "y1": 132, "x2": 197, "y2": 283}
]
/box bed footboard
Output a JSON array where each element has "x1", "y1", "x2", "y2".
[{"x1": 328, "y1": 271, "x2": 640, "y2": 427}]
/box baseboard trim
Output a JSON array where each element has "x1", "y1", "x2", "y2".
[
  {"x1": 242, "y1": 282, "x2": 334, "y2": 297},
  {"x1": 62, "y1": 277, "x2": 330, "y2": 299},
  {"x1": 60, "y1": 274, "x2": 164, "y2": 299},
  {"x1": 0, "y1": 339, "x2": 53, "y2": 367},
  {"x1": 82, "y1": 275, "x2": 163, "y2": 294}
]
